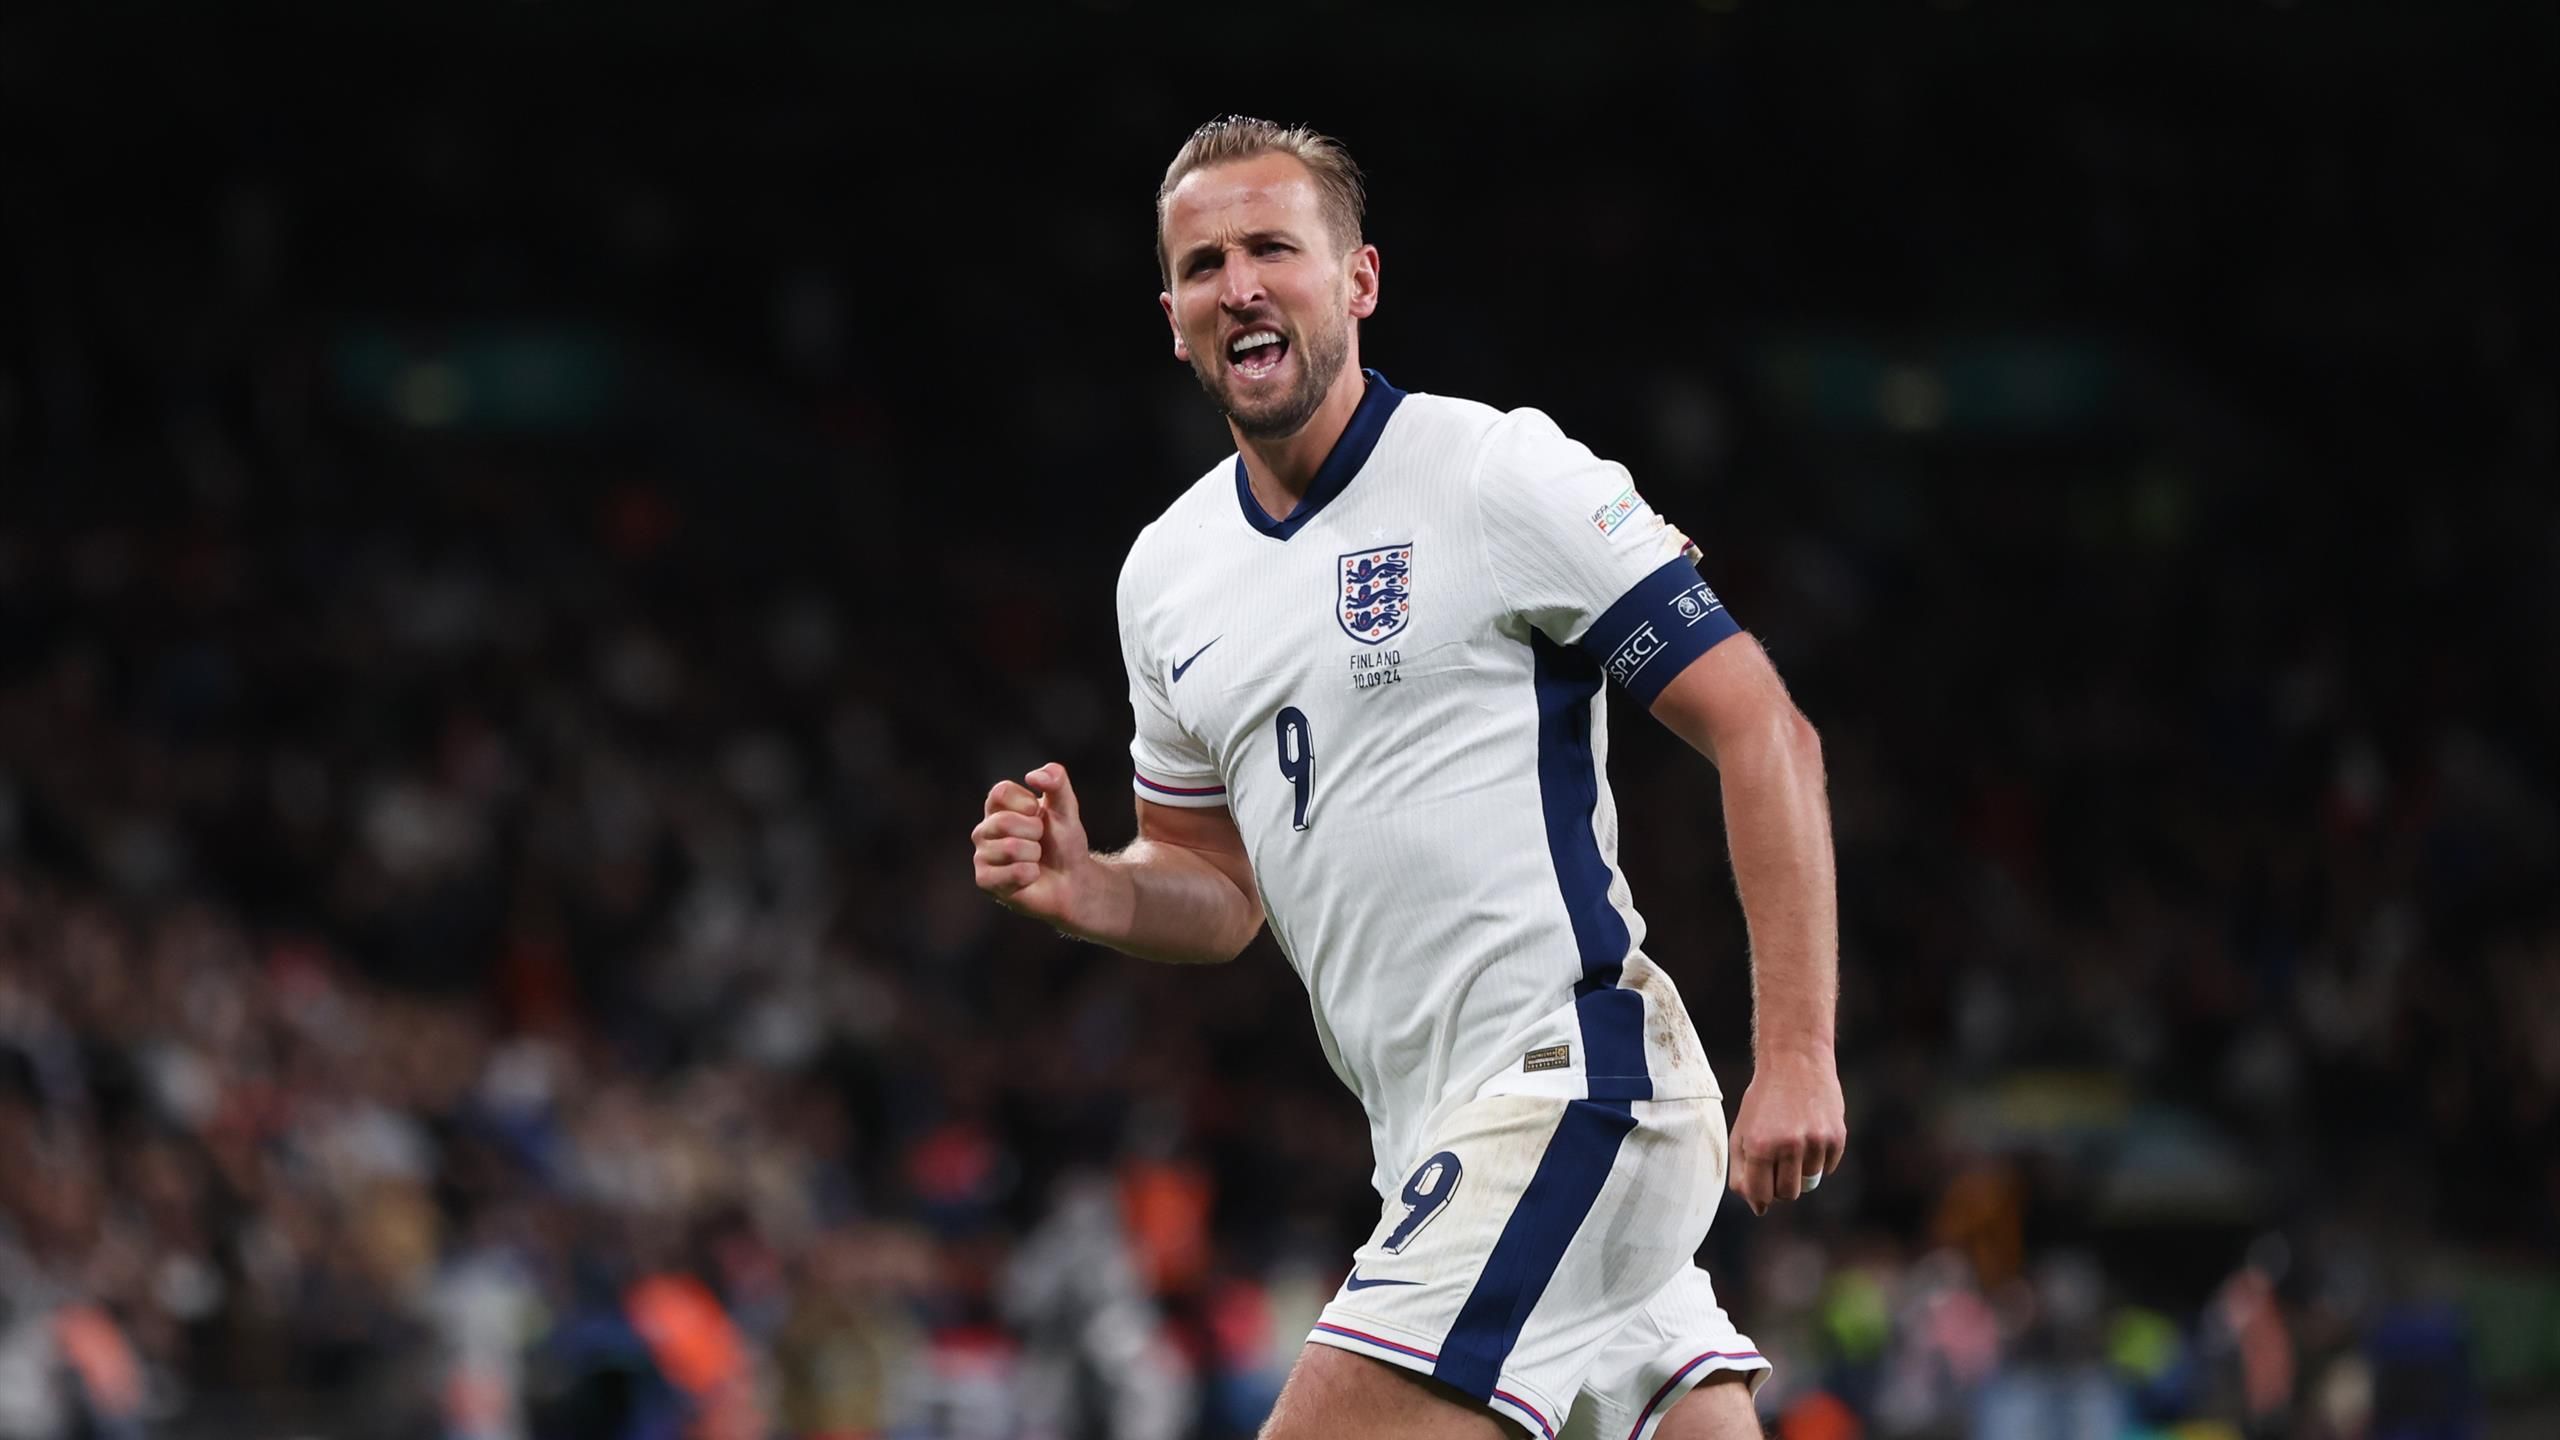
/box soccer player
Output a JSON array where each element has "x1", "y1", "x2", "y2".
[{"x1": 971, "y1": 117, "x2": 1845, "y2": 1440}]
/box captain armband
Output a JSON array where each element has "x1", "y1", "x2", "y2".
[{"x1": 1575, "y1": 558, "x2": 1742, "y2": 705}]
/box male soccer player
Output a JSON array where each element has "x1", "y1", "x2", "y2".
[{"x1": 971, "y1": 117, "x2": 1845, "y2": 1440}]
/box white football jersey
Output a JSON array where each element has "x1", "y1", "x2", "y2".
[{"x1": 1117, "y1": 371, "x2": 1744, "y2": 1199}]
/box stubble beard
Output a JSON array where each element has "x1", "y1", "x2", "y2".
[{"x1": 1193, "y1": 311, "x2": 1353, "y2": 442}]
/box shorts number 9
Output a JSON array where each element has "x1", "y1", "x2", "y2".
[{"x1": 1383, "y1": 1149, "x2": 1463, "y2": 1254}]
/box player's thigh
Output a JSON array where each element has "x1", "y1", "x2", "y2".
[
  {"x1": 1262, "y1": 1341, "x2": 1520, "y2": 1440},
  {"x1": 1562, "y1": 1263, "x2": 1771, "y2": 1440},
  {"x1": 1650, "y1": 1372, "x2": 1762, "y2": 1440}
]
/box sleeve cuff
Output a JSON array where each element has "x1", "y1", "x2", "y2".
[
  {"x1": 1576, "y1": 557, "x2": 1741, "y2": 705},
  {"x1": 1133, "y1": 770, "x2": 1229, "y2": 807}
]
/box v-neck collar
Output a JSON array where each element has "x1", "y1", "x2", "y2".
[{"x1": 1233, "y1": 369, "x2": 1407, "y2": 541}]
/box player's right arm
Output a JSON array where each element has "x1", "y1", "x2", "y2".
[{"x1": 972, "y1": 763, "x2": 1264, "y2": 964}]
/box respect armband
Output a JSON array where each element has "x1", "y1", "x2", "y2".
[{"x1": 1575, "y1": 558, "x2": 1742, "y2": 705}]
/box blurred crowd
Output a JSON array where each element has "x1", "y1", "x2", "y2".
[
  {"x1": 3, "y1": 430, "x2": 2552, "y2": 1440},
  {"x1": 5, "y1": 5, "x2": 2557, "y2": 1439},
  {"x1": 0, "y1": 451, "x2": 1381, "y2": 1440}
]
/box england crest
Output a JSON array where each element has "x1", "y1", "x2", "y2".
[{"x1": 1338, "y1": 543, "x2": 1413, "y2": 644}]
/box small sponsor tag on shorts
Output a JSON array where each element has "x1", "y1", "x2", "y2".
[{"x1": 1522, "y1": 1044, "x2": 1571, "y2": 1073}]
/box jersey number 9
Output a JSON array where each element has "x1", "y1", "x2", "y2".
[{"x1": 1274, "y1": 706, "x2": 1313, "y2": 831}]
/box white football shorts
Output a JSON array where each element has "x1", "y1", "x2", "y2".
[{"x1": 1306, "y1": 1092, "x2": 1770, "y2": 1440}]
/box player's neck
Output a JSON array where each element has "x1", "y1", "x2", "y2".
[{"x1": 1233, "y1": 359, "x2": 1369, "y2": 519}]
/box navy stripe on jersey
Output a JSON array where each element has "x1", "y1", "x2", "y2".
[
  {"x1": 1234, "y1": 369, "x2": 1407, "y2": 541},
  {"x1": 1572, "y1": 984, "x2": 1649, "y2": 1098},
  {"x1": 1134, "y1": 772, "x2": 1225, "y2": 798},
  {"x1": 1432, "y1": 1096, "x2": 1639, "y2": 1403},
  {"x1": 1531, "y1": 636, "x2": 1652, "y2": 1099},
  {"x1": 1577, "y1": 557, "x2": 1742, "y2": 706},
  {"x1": 1530, "y1": 636, "x2": 1627, "y2": 971}
]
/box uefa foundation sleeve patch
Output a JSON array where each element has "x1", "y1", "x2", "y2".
[{"x1": 1589, "y1": 484, "x2": 1642, "y2": 537}]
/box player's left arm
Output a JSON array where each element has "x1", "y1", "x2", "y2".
[
  {"x1": 1647, "y1": 637, "x2": 1848, "y2": 1216},
  {"x1": 1470, "y1": 406, "x2": 1845, "y2": 1214}
]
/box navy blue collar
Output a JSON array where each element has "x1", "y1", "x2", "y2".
[{"x1": 1233, "y1": 368, "x2": 1407, "y2": 541}]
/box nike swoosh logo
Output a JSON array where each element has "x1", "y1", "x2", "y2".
[
  {"x1": 1343, "y1": 1270, "x2": 1421, "y2": 1292},
  {"x1": 1170, "y1": 637, "x2": 1220, "y2": 683}
]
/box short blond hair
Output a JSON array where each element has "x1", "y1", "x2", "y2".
[{"x1": 1155, "y1": 115, "x2": 1366, "y2": 286}]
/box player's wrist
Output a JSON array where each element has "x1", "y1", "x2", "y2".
[
  {"x1": 1066, "y1": 851, "x2": 1139, "y2": 944},
  {"x1": 1753, "y1": 1037, "x2": 1837, "y2": 1072}
]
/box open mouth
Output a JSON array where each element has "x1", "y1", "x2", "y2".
[{"x1": 1228, "y1": 328, "x2": 1290, "y2": 380}]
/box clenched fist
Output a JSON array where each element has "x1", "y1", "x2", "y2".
[
  {"x1": 971, "y1": 763, "x2": 1099, "y2": 931},
  {"x1": 1728, "y1": 1052, "x2": 1847, "y2": 1216}
]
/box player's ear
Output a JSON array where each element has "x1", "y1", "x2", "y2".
[
  {"x1": 1161, "y1": 290, "x2": 1189, "y2": 362},
  {"x1": 1346, "y1": 244, "x2": 1381, "y2": 320}
]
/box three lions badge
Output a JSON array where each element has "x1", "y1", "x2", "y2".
[{"x1": 1338, "y1": 544, "x2": 1413, "y2": 644}]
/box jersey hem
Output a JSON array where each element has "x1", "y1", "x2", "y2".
[{"x1": 1468, "y1": 1071, "x2": 1724, "y2": 1107}]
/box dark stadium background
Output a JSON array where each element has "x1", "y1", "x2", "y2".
[{"x1": 3, "y1": 3, "x2": 2554, "y2": 1438}]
